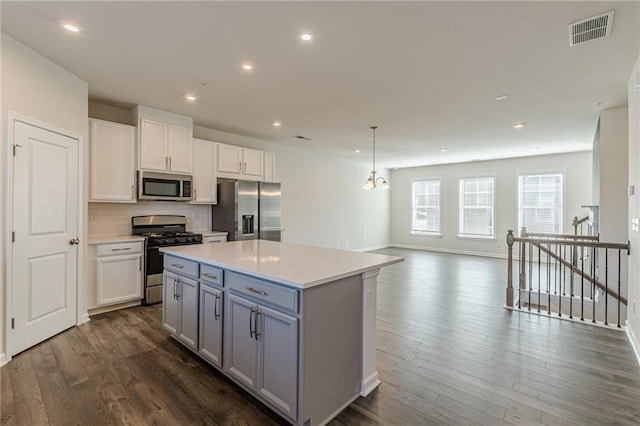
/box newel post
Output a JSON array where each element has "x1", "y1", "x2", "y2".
[{"x1": 506, "y1": 230, "x2": 514, "y2": 308}]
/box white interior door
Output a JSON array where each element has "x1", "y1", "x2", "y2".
[{"x1": 11, "y1": 120, "x2": 79, "y2": 356}]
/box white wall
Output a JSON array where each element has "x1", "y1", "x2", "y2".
[
  {"x1": 1, "y1": 34, "x2": 89, "y2": 361},
  {"x1": 595, "y1": 107, "x2": 629, "y2": 306},
  {"x1": 194, "y1": 126, "x2": 391, "y2": 251},
  {"x1": 390, "y1": 151, "x2": 593, "y2": 257},
  {"x1": 627, "y1": 57, "x2": 640, "y2": 358}
]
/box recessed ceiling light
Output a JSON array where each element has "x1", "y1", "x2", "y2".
[
  {"x1": 440, "y1": 148, "x2": 447, "y2": 152},
  {"x1": 59, "y1": 20, "x2": 83, "y2": 33},
  {"x1": 301, "y1": 33, "x2": 313, "y2": 41},
  {"x1": 184, "y1": 94, "x2": 197, "y2": 102},
  {"x1": 272, "y1": 121, "x2": 282, "y2": 127},
  {"x1": 242, "y1": 63, "x2": 254, "y2": 71},
  {"x1": 513, "y1": 122, "x2": 525, "y2": 129},
  {"x1": 355, "y1": 149, "x2": 360, "y2": 153},
  {"x1": 495, "y1": 95, "x2": 509, "y2": 101}
]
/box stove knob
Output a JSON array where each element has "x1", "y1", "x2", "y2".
[
  {"x1": 167, "y1": 238, "x2": 177, "y2": 244},
  {"x1": 156, "y1": 238, "x2": 165, "y2": 245},
  {"x1": 188, "y1": 236, "x2": 195, "y2": 242}
]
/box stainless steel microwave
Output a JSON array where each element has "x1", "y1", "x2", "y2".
[{"x1": 138, "y1": 171, "x2": 192, "y2": 201}]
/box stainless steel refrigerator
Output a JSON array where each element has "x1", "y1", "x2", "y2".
[{"x1": 211, "y1": 180, "x2": 282, "y2": 241}]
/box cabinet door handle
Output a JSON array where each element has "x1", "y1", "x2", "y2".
[
  {"x1": 238, "y1": 161, "x2": 242, "y2": 173},
  {"x1": 255, "y1": 311, "x2": 261, "y2": 340},
  {"x1": 176, "y1": 278, "x2": 181, "y2": 300},
  {"x1": 165, "y1": 156, "x2": 168, "y2": 170},
  {"x1": 131, "y1": 185, "x2": 135, "y2": 200},
  {"x1": 249, "y1": 307, "x2": 255, "y2": 338},
  {"x1": 246, "y1": 287, "x2": 267, "y2": 296},
  {"x1": 173, "y1": 278, "x2": 177, "y2": 300},
  {"x1": 171, "y1": 263, "x2": 184, "y2": 269},
  {"x1": 169, "y1": 157, "x2": 172, "y2": 170},
  {"x1": 139, "y1": 257, "x2": 142, "y2": 271},
  {"x1": 214, "y1": 294, "x2": 220, "y2": 320},
  {"x1": 111, "y1": 247, "x2": 131, "y2": 252},
  {"x1": 193, "y1": 188, "x2": 197, "y2": 201}
]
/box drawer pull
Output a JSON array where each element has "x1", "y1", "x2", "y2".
[
  {"x1": 170, "y1": 263, "x2": 184, "y2": 269},
  {"x1": 111, "y1": 247, "x2": 131, "y2": 252},
  {"x1": 202, "y1": 273, "x2": 218, "y2": 280},
  {"x1": 246, "y1": 287, "x2": 268, "y2": 296}
]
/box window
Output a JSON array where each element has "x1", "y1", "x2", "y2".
[
  {"x1": 458, "y1": 176, "x2": 495, "y2": 237},
  {"x1": 412, "y1": 179, "x2": 441, "y2": 234},
  {"x1": 518, "y1": 173, "x2": 563, "y2": 234}
]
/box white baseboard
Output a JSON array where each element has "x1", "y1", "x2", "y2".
[
  {"x1": 354, "y1": 243, "x2": 391, "y2": 253},
  {"x1": 625, "y1": 320, "x2": 640, "y2": 367},
  {"x1": 0, "y1": 353, "x2": 8, "y2": 367},
  {"x1": 79, "y1": 312, "x2": 91, "y2": 324},
  {"x1": 390, "y1": 243, "x2": 508, "y2": 259}
]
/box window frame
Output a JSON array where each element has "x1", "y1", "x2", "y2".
[
  {"x1": 517, "y1": 171, "x2": 565, "y2": 235},
  {"x1": 457, "y1": 174, "x2": 496, "y2": 239},
  {"x1": 411, "y1": 177, "x2": 442, "y2": 236}
]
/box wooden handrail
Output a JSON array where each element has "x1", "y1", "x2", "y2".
[
  {"x1": 506, "y1": 229, "x2": 629, "y2": 306},
  {"x1": 524, "y1": 231, "x2": 599, "y2": 241}
]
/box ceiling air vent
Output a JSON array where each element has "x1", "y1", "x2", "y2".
[
  {"x1": 569, "y1": 10, "x2": 614, "y2": 47},
  {"x1": 293, "y1": 135, "x2": 311, "y2": 141}
]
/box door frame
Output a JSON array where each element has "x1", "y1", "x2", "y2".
[{"x1": 3, "y1": 111, "x2": 86, "y2": 363}]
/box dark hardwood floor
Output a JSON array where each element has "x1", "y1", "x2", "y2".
[{"x1": 2, "y1": 248, "x2": 639, "y2": 425}]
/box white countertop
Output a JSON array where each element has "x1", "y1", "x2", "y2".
[
  {"x1": 160, "y1": 240, "x2": 403, "y2": 289},
  {"x1": 88, "y1": 235, "x2": 146, "y2": 245}
]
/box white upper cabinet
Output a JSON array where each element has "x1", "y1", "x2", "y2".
[
  {"x1": 89, "y1": 118, "x2": 136, "y2": 202},
  {"x1": 217, "y1": 143, "x2": 267, "y2": 181},
  {"x1": 192, "y1": 138, "x2": 218, "y2": 204},
  {"x1": 217, "y1": 144, "x2": 243, "y2": 175},
  {"x1": 132, "y1": 105, "x2": 193, "y2": 174},
  {"x1": 242, "y1": 148, "x2": 264, "y2": 179}
]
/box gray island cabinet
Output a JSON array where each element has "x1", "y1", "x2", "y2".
[{"x1": 160, "y1": 240, "x2": 403, "y2": 425}]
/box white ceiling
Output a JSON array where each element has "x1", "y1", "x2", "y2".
[{"x1": 2, "y1": 1, "x2": 638, "y2": 169}]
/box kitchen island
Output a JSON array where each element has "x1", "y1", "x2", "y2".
[{"x1": 160, "y1": 240, "x2": 403, "y2": 426}]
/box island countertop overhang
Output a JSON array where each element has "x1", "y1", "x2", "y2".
[{"x1": 160, "y1": 240, "x2": 403, "y2": 289}]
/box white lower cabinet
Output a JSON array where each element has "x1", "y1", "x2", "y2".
[
  {"x1": 199, "y1": 283, "x2": 223, "y2": 368},
  {"x1": 163, "y1": 270, "x2": 199, "y2": 351},
  {"x1": 225, "y1": 293, "x2": 298, "y2": 420},
  {"x1": 88, "y1": 240, "x2": 143, "y2": 311}
]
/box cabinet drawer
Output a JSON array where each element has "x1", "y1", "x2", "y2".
[
  {"x1": 228, "y1": 272, "x2": 298, "y2": 313},
  {"x1": 203, "y1": 235, "x2": 227, "y2": 243},
  {"x1": 164, "y1": 255, "x2": 198, "y2": 279},
  {"x1": 96, "y1": 241, "x2": 143, "y2": 256},
  {"x1": 200, "y1": 265, "x2": 223, "y2": 286}
]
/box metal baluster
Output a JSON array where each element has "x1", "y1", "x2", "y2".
[
  {"x1": 558, "y1": 244, "x2": 563, "y2": 317},
  {"x1": 592, "y1": 247, "x2": 597, "y2": 323},
  {"x1": 528, "y1": 242, "x2": 533, "y2": 311},
  {"x1": 547, "y1": 243, "x2": 551, "y2": 314},
  {"x1": 537, "y1": 244, "x2": 541, "y2": 312},
  {"x1": 580, "y1": 245, "x2": 584, "y2": 321},
  {"x1": 617, "y1": 250, "x2": 621, "y2": 328},
  {"x1": 554, "y1": 244, "x2": 558, "y2": 295},
  {"x1": 569, "y1": 245, "x2": 574, "y2": 319},
  {"x1": 604, "y1": 249, "x2": 609, "y2": 326},
  {"x1": 519, "y1": 241, "x2": 525, "y2": 309}
]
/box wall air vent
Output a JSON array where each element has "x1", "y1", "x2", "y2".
[
  {"x1": 569, "y1": 10, "x2": 614, "y2": 47},
  {"x1": 293, "y1": 135, "x2": 311, "y2": 141}
]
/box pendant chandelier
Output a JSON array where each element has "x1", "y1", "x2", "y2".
[{"x1": 363, "y1": 126, "x2": 389, "y2": 190}]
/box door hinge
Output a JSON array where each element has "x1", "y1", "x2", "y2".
[
  {"x1": 11, "y1": 318, "x2": 15, "y2": 329},
  {"x1": 12, "y1": 231, "x2": 15, "y2": 242}
]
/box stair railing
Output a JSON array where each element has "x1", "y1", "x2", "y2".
[{"x1": 506, "y1": 228, "x2": 629, "y2": 327}]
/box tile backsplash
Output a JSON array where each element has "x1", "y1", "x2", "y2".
[{"x1": 89, "y1": 202, "x2": 211, "y2": 237}]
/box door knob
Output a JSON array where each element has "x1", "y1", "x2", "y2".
[{"x1": 69, "y1": 238, "x2": 80, "y2": 245}]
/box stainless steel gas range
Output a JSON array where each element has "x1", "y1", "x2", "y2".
[{"x1": 132, "y1": 215, "x2": 202, "y2": 304}]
